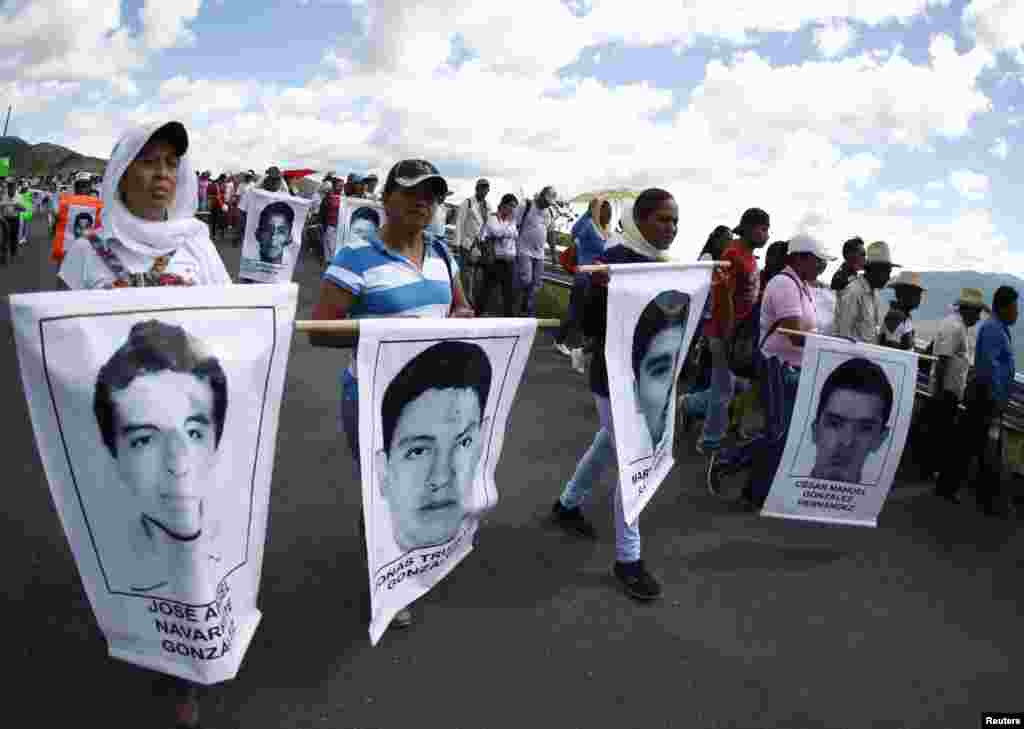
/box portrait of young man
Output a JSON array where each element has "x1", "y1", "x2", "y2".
[
  {"x1": 349, "y1": 205, "x2": 382, "y2": 245},
  {"x1": 254, "y1": 201, "x2": 295, "y2": 264},
  {"x1": 94, "y1": 319, "x2": 228, "y2": 600},
  {"x1": 632, "y1": 290, "x2": 691, "y2": 461},
  {"x1": 72, "y1": 211, "x2": 94, "y2": 240},
  {"x1": 374, "y1": 341, "x2": 493, "y2": 553},
  {"x1": 809, "y1": 357, "x2": 894, "y2": 484}
]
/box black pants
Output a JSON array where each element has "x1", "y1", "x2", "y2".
[
  {"x1": 555, "y1": 274, "x2": 589, "y2": 347},
  {"x1": 926, "y1": 391, "x2": 961, "y2": 479},
  {"x1": 3, "y1": 216, "x2": 19, "y2": 260},
  {"x1": 936, "y1": 388, "x2": 1003, "y2": 507},
  {"x1": 474, "y1": 259, "x2": 519, "y2": 317},
  {"x1": 209, "y1": 207, "x2": 225, "y2": 239}
]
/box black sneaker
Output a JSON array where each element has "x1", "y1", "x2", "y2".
[
  {"x1": 612, "y1": 560, "x2": 662, "y2": 601},
  {"x1": 551, "y1": 500, "x2": 597, "y2": 539}
]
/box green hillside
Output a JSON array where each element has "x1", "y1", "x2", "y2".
[{"x1": 0, "y1": 136, "x2": 107, "y2": 177}]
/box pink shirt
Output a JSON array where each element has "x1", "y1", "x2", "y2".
[{"x1": 760, "y1": 266, "x2": 817, "y2": 368}]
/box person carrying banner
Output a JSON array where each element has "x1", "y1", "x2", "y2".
[
  {"x1": 743, "y1": 233, "x2": 833, "y2": 509},
  {"x1": 311, "y1": 159, "x2": 474, "y2": 628},
  {"x1": 54, "y1": 120, "x2": 230, "y2": 729},
  {"x1": 49, "y1": 173, "x2": 103, "y2": 263},
  {"x1": 550, "y1": 188, "x2": 679, "y2": 601},
  {"x1": 936, "y1": 286, "x2": 1017, "y2": 516}
]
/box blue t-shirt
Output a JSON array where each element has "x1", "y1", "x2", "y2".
[
  {"x1": 975, "y1": 317, "x2": 1015, "y2": 404},
  {"x1": 571, "y1": 213, "x2": 608, "y2": 266},
  {"x1": 323, "y1": 231, "x2": 457, "y2": 391}
]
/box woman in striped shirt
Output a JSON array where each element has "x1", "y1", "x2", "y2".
[{"x1": 311, "y1": 159, "x2": 474, "y2": 628}]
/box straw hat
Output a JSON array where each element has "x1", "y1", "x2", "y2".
[
  {"x1": 956, "y1": 287, "x2": 990, "y2": 311},
  {"x1": 865, "y1": 241, "x2": 901, "y2": 267},
  {"x1": 887, "y1": 271, "x2": 926, "y2": 290}
]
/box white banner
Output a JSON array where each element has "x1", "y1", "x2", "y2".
[
  {"x1": 11, "y1": 284, "x2": 298, "y2": 684},
  {"x1": 605, "y1": 263, "x2": 711, "y2": 524},
  {"x1": 339, "y1": 196, "x2": 386, "y2": 251},
  {"x1": 239, "y1": 189, "x2": 311, "y2": 283},
  {"x1": 357, "y1": 317, "x2": 536, "y2": 645},
  {"x1": 761, "y1": 336, "x2": 918, "y2": 527}
]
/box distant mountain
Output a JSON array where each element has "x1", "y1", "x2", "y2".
[{"x1": 0, "y1": 136, "x2": 107, "y2": 177}]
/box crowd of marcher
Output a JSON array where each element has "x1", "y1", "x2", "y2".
[{"x1": 2, "y1": 116, "x2": 1019, "y2": 729}]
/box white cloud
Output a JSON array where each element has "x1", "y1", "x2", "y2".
[
  {"x1": 814, "y1": 19, "x2": 856, "y2": 58},
  {"x1": 925, "y1": 179, "x2": 946, "y2": 191},
  {"x1": 0, "y1": 80, "x2": 80, "y2": 116},
  {"x1": 949, "y1": 169, "x2": 990, "y2": 201},
  {"x1": 963, "y1": 0, "x2": 1024, "y2": 53},
  {"x1": 139, "y1": 0, "x2": 204, "y2": 51},
  {"x1": 877, "y1": 189, "x2": 920, "y2": 210},
  {"x1": 923, "y1": 199, "x2": 942, "y2": 209},
  {"x1": 991, "y1": 137, "x2": 1010, "y2": 159}
]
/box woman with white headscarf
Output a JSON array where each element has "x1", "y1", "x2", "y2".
[
  {"x1": 55, "y1": 121, "x2": 228, "y2": 729},
  {"x1": 550, "y1": 188, "x2": 677, "y2": 603},
  {"x1": 58, "y1": 121, "x2": 230, "y2": 290}
]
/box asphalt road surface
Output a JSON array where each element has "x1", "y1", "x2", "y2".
[{"x1": 4, "y1": 218, "x2": 1021, "y2": 729}]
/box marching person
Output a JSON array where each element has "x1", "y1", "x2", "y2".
[
  {"x1": 830, "y1": 237, "x2": 866, "y2": 295},
  {"x1": 56, "y1": 120, "x2": 230, "y2": 729},
  {"x1": 455, "y1": 178, "x2": 491, "y2": 302},
  {"x1": 473, "y1": 193, "x2": 520, "y2": 317},
  {"x1": 319, "y1": 176, "x2": 345, "y2": 267},
  {"x1": 515, "y1": 186, "x2": 558, "y2": 317},
  {"x1": 936, "y1": 286, "x2": 1017, "y2": 517},
  {"x1": 928, "y1": 288, "x2": 986, "y2": 487},
  {"x1": 835, "y1": 241, "x2": 898, "y2": 343},
  {"x1": 550, "y1": 188, "x2": 679, "y2": 602},
  {"x1": 553, "y1": 197, "x2": 611, "y2": 370},
  {"x1": 364, "y1": 172, "x2": 380, "y2": 200},
  {"x1": 743, "y1": 233, "x2": 832, "y2": 508},
  {"x1": 0, "y1": 178, "x2": 27, "y2": 264},
  {"x1": 311, "y1": 159, "x2": 474, "y2": 629},
  {"x1": 207, "y1": 174, "x2": 227, "y2": 241},
  {"x1": 879, "y1": 272, "x2": 926, "y2": 350}
]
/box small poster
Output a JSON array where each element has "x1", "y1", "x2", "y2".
[
  {"x1": 605, "y1": 263, "x2": 711, "y2": 524},
  {"x1": 761, "y1": 336, "x2": 918, "y2": 527},
  {"x1": 356, "y1": 317, "x2": 536, "y2": 645},
  {"x1": 10, "y1": 284, "x2": 298, "y2": 684},
  {"x1": 239, "y1": 189, "x2": 311, "y2": 283},
  {"x1": 51, "y1": 194, "x2": 104, "y2": 262},
  {"x1": 338, "y1": 197, "x2": 386, "y2": 251}
]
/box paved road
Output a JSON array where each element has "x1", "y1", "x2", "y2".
[{"x1": 4, "y1": 219, "x2": 1021, "y2": 729}]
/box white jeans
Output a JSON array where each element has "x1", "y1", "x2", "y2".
[{"x1": 558, "y1": 395, "x2": 642, "y2": 562}]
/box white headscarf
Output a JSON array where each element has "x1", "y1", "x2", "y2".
[
  {"x1": 618, "y1": 198, "x2": 670, "y2": 261},
  {"x1": 101, "y1": 123, "x2": 220, "y2": 270}
]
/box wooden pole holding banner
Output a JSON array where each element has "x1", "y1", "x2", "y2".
[
  {"x1": 296, "y1": 318, "x2": 563, "y2": 334},
  {"x1": 577, "y1": 261, "x2": 731, "y2": 274},
  {"x1": 777, "y1": 328, "x2": 938, "y2": 361}
]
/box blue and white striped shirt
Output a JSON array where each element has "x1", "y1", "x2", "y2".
[{"x1": 324, "y1": 230, "x2": 458, "y2": 383}]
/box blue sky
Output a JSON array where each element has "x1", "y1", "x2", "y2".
[{"x1": 2, "y1": 0, "x2": 1022, "y2": 271}]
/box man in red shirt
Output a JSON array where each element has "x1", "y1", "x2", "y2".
[{"x1": 700, "y1": 207, "x2": 769, "y2": 487}]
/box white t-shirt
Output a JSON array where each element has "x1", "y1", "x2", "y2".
[
  {"x1": 59, "y1": 234, "x2": 231, "y2": 289},
  {"x1": 932, "y1": 312, "x2": 971, "y2": 399},
  {"x1": 812, "y1": 285, "x2": 837, "y2": 336}
]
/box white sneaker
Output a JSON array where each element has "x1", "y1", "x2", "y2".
[
  {"x1": 554, "y1": 342, "x2": 572, "y2": 358},
  {"x1": 570, "y1": 348, "x2": 585, "y2": 373}
]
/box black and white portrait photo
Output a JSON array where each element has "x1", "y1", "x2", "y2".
[
  {"x1": 761, "y1": 337, "x2": 916, "y2": 527},
  {"x1": 255, "y1": 201, "x2": 295, "y2": 264},
  {"x1": 73, "y1": 210, "x2": 95, "y2": 239},
  {"x1": 356, "y1": 317, "x2": 536, "y2": 645},
  {"x1": 375, "y1": 340, "x2": 492, "y2": 552},
  {"x1": 239, "y1": 189, "x2": 311, "y2": 283},
  {"x1": 605, "y1": 264, "x2": 711, "y2": 525},
  {"x1": 349, "y1": 206, "x2": 382, "y2": 244},
  {"x1": 11, "y1": 284, "x2": 298, "y2": 682},
  {"x1": 339, "y1": 198, "x2": 387, "y2": 250}
]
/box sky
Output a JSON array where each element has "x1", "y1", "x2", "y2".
[{"x1": 2, "y1": 0, "x2": 1023, "y2": 270}]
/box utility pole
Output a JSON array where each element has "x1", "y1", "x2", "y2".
[{"x1": 2, "y1": 106, "x2": 10, "y2": 136}]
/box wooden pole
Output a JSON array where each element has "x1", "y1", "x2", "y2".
[
  {"x1": 576, "y1": 261, "x2": 730, "y2": 274},
  {"x1": 777, "y1": 328, "x2": 938, "y2": 361},
  {"x1": 296, "y1": 318, "x2": 563, "y2": 334}
]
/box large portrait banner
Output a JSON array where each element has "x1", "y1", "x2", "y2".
[
  {"x1": 605, "y1": 263, "x2": 711, "y2": 524},
  {"x1": 239, "y1": 189, "x2": 311, "y2": 283},
  {"x1": 10, "y1": 283, "x2": 298, "y2": 684},
  {"x1": 357, "y1": 317, "x2": 536, "y2": 645},
  {"x1": 761, "y1": 336, "x2": 918, "y2": 527}
]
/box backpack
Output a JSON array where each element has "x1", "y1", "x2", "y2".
[{"x1": 725, "y1": 271, "x2": 803, "y2": 379}]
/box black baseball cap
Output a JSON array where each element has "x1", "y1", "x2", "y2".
[
  {"x1": 384, "y1": 159, "x2": 449, "y2": 197},
  {"x1": 733, "y1": 207, "x2": 769, "y2": 234},
  {"x1": 266, "y1": 166, "x2": 282, "y2": 178},
  {"x1": 476, "y1": 178, "x2": 490, "y2": 187},
  {"x1": 149, "y1": 121, "x2": 189, "y2": 157},
  {"x1": 842, "y1": 236, "x2": 866, "y2": 258}
]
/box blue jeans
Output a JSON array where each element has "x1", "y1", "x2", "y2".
[
  {"x1": 517, "y1": 255, "x2": 545, "y2": 316},
  {"x1": 559, "y1": 395, "x2": 641, "y2": 562},
  {"x1": 700, "y1": 337, "x2": 734, "y2": 451},
  {"x1": 748, "y1": 357, "x2": 801, "y2": 504}
]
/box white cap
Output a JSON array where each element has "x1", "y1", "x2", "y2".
[{"x1": 788, "y1": 233, "x2": 836, "y2": 261}]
